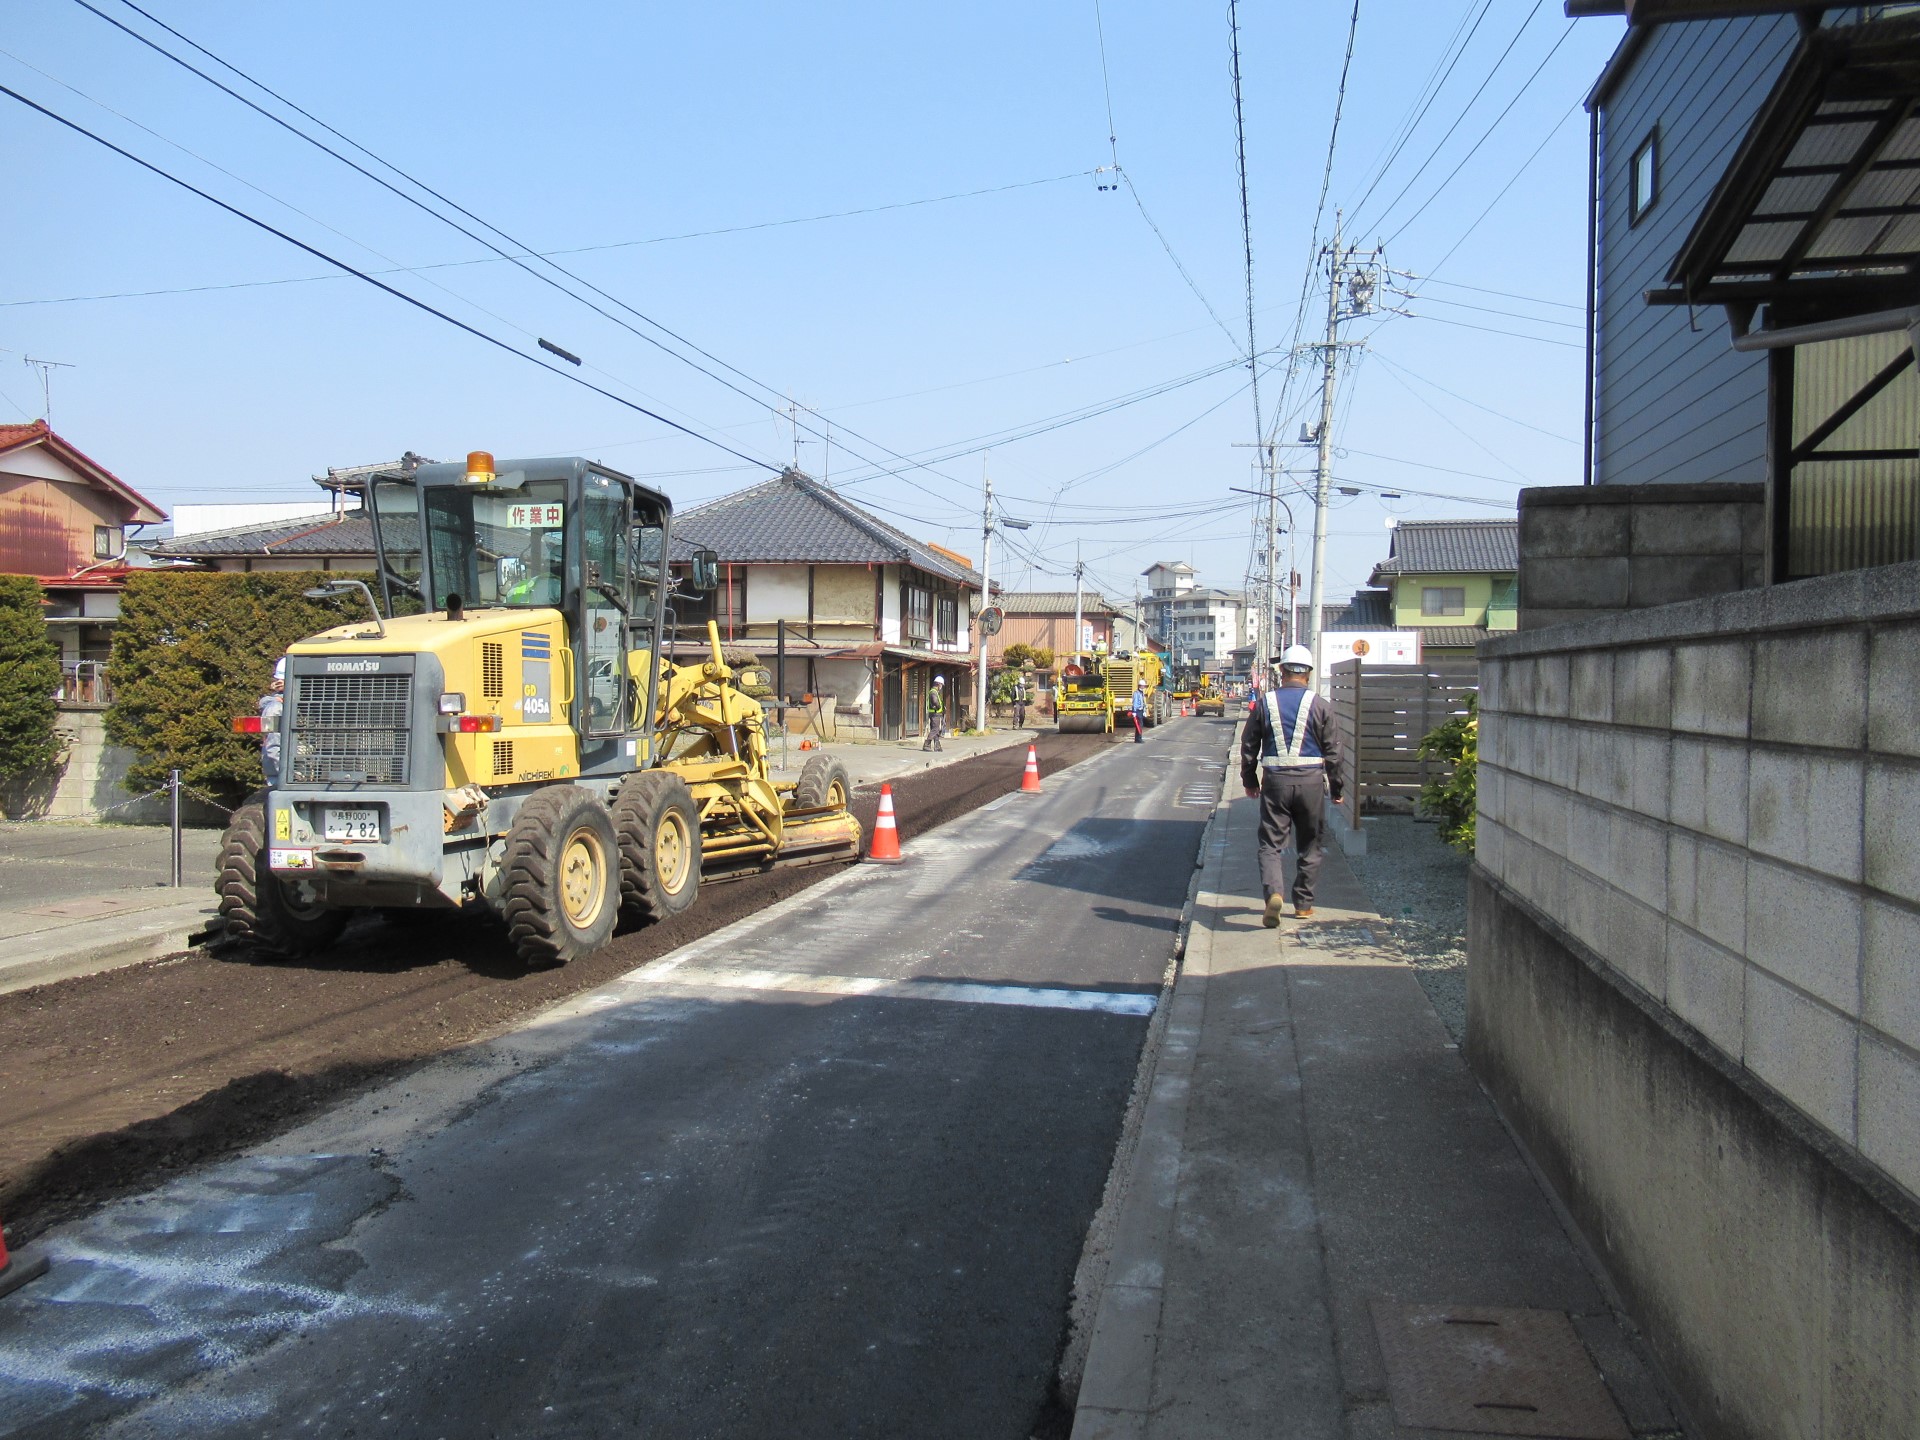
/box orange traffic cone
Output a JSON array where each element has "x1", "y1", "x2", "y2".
[
  {"x1": 867, "y1": 783, "x2": 903, "y2": 862},
  {"x1": 0, "y1": 1213, "x2": 47, "y2": 1299},
  {"x1": 799, "y1": 739, "x2": 813, "y2": 751},
  {"x1": 1020, "y1": 744, "x2": 1042, "y2": 794}
]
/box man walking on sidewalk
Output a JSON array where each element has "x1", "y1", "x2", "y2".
[
  {"x1": 922, "y1": 675, "x2": 946, "y2": 752},
  {"x1": 1240, "y1": 645, "x2": 1344, "y2": 925}
]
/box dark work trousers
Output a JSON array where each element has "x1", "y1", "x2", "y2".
[{"x1": 1257, "y1": 766, "x2": 1328, "y2": 907}]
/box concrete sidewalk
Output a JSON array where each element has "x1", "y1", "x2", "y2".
[
  {"x1": 0, "y1": 822, "x2": 222, "y2": 996},
  {"x1": 764, "y1": 723, "x2": 1041, "y2": 787},
  {"x1": 1071, "y1": 788, "x2": 1684, "y2": 1438}
]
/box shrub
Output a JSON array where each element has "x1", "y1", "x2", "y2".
[
  {"x1": 1001, "y1": 642, "x2": 1053, "y2": 672},
  {"x1": 0, "y1": 574, "x2": 62, "y2": 783},
  {"x1": 106, "y1": 571, "x2": 368, "y2": 807},
  {"x1": 1416, "y1": 694, "x2": 1478, "y2": 851}
]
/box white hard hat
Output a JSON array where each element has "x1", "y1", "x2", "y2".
[
  {"x1": 933, "y1": 675, "x2": 945, "y2": 685},
  {"x1": 1280, "y1": 645, "x2": 1314, "y2": 671},
  {"x1": 273, "y1": 658, "x2": 286, "y2": 682}
]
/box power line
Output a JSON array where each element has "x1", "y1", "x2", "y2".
[
  {"x1": 1368, "y1": 351, "x2": 1576, "y2": 443},
  {"x1": 1345, "y1": 0, "x2": 1494, "y2": 221},
  {"x1": 1087, "y1": 0, "x2": 1242, "y2": 351},
  {"x1": 0, "y1": 170, "x2": 1096, "y2": 309},
  {"x1": 1402, "y1": 311, "x2": 1583, "y2": 349},
  {"x1": 1394, "y1": 97, "x2": 1583, "y2": 292},
  {"x1": 1381, "y1": 21, "x2": 1576, "y2": 245},
  {"x1": 73, "y1": 0, "x2": 987, "y2": 511},
  {"x1": 1353, "y1": 0, "x2": 1546, "y2": 236},
  {"x1": 1412, "y1": 273, "x2": 1581, "y2": 312},
  {"x1": 0, "y1": 81, "x2": 780, "y2": 471},
  {"x1": 1403, "y1": 292, "x2": 1584, "y2": 330}
]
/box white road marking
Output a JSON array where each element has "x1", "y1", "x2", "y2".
[{"x1": 630, "y1": 965, "x2": 1157, "y2": 1016}]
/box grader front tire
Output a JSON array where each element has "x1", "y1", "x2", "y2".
[
  {"x1": 792, "y1": 753, "x2": 851, "y2": 812},
  {"x1": 500, "y1": 785, "x2": 620, "y2": 966},
  {"x1": 216, "y1": 801, "x2": 348, "y2": 958},
  {"x1": 613, "y1": 771, "x2": 701, "y2": 927}
]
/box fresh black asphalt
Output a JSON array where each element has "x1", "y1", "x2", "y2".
[{"x1": 0, "y1": 721, "x2": 1231, "y2": 1439}]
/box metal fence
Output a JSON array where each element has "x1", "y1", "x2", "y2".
[{"x1": 1328, "y1": 658, "x2": 1478, "y2": 815}]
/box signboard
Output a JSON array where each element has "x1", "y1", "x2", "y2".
[
  {"x1": 503, "y1": 502, "x2": 565, "y2": 528},
  {"x1": 1318, "y1": 630, "x2": 1420, "y2": 668}
]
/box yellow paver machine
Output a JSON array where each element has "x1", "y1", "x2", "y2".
[{"x1": 218, "y1": 452, "x2": 862, "y2": 965}]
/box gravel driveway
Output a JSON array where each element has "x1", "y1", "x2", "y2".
[{"x1": 1345, "y1": 815, "x2": 1471, "y2": 1043}]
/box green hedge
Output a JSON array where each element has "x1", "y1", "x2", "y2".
[
  {"x1": 1416, "y1": 694, "x2": 1478, "y2": 851},
  {"x1": 0, "y1": 574, "x2": 61, "y2": 783},
  {"x1": 106, "y1": 571, "x2": 369, "y2": 807}
]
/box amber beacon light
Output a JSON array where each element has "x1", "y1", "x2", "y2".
[{"x1": 465, "y1": 450, "x2": 495, "y2": 483}]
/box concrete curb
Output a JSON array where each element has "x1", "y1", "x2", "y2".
[
  {"x1": 0, "y1": 899, "x2": 217, "y2": 997},
  {"x1": 1062, "y1": 725, "x2": 1237, "y2": 1435}
]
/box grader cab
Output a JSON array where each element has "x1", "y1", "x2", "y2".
[{"x1": 217, "y1": 452, "x2": 862, "y2": 966}]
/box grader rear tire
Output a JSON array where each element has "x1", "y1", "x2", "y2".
[
  {"x1": 500, "y1": 785, "x2": 620, "y2": 966},
  {"x1": 792, "y1": 753, "x2": 851, "y2": 811},
  {"x1": 216, "y1": 801, "x2": 348, "y2": 958},
  {"x1": 612, "y1": 771, "x2": 700, "y2": 926}
]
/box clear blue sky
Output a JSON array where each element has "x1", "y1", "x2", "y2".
[{"x1": 4, "y1": 0, "x2": 1623, "y2": 611}]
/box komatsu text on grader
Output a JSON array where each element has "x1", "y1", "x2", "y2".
[{"x1": 218, "y1": 452, "x2": 863, "y2": 966}]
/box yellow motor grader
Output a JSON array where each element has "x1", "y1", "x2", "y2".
[{"x1": 217, "y1": 452, "x2": 862, "y2": 966}]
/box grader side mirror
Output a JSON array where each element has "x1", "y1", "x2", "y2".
[{"x1": 690, "y1": 549, "x2": 721, "y2": 591}]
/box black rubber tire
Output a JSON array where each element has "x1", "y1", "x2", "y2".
[
  {"x1": 499, "y1": 785, "x2": 621, "y2": 966},
  {"x1": 792, "y1": 753, "x2": 851, "y2": 812},
  {"x1": 216, "y1": 802, "x2": 348, "y2": 958},
  {"x1": 612, "y1": 771, "x2": 701, "y2": 927}
]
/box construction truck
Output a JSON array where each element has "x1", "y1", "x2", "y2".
[
  {"x1": 217, "y1": 452, "x2": 863, "y2": 967},
  {"x1": 1104, "y1": 650, "x2": 1171, "y2": 728},
  {"x1": 1192, "y1": 674, "x2": 1226, "y2": 717}
]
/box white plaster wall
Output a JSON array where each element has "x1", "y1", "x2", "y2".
[{"x1": 745, "y1": 564, "x2": 809, "y2": 624}]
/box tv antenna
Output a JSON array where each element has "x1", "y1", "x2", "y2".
[{"x1": 23, "y1": 356, "x2": 74, "y2": 423}]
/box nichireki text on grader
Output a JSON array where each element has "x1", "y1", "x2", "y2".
[{"x1": 219, "y1": 452, "x2": 863, "y2": 966}]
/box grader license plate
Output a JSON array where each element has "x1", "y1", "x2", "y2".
[{"x1": 324, "y1": 808, "x2": 380, "y2": 842}]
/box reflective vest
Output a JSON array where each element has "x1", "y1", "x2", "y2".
[{"x1": 1260, "y1": 686, "x2": 1322, "y2": 771}]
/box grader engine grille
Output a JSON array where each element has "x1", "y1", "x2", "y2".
[{"x1": 290, "y1": 674, "x2": 411, "y2": 784}]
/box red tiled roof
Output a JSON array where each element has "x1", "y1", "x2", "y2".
[{"x1": 0, "y1": 419, "x2": 167, "y2": 524}]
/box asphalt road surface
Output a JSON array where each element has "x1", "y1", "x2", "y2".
[{"x1": 0, "y1": 720, "x2": 1232, "y2": 1440}]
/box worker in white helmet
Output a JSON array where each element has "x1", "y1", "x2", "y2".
[
  {"x1": 1240, "y1": 644, "x2": 1344, "y2": 924},
  {"x1": 922, "y1": 675, "x2": 947, "y2": 752}
]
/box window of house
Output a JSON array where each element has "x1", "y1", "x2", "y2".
[
  {"x1": 905, "y1": 583, "x2": 932, "y2": 644},
  {"x1": 936, "y1": 593, "x2": 958, "y2": 646},
  {"x1": 676, "y1": 564, "x2": 745, "y2": 633},
  {"x1": 1630, "y1": 129, "x2": 1658, "y2": 224},
  {"x1": 1421, "y1": 586, "x2": 1467, "y2": 617},
  {"x1": 93, "y1": 525, "x2": 123, "y2": 559}
]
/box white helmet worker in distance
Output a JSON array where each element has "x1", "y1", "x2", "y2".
[{"x1": 1279, "y1": 644, "x2": 1314, "y2": 673}]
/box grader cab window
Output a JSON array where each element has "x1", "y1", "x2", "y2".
[{"x1": 422, "y1": 482, "x2": 569, "y2": 610}]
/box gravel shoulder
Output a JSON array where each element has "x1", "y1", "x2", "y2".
[{"x1": 1344, "y1": 814, "x2": 1471, "y2": 1042}]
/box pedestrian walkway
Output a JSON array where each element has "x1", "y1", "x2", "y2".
[
  {"x1": 0, "y1": 822, "x2": 221, "y2": 996},
  {"x1": 764, "y1": 724, "x2": 1041, "y2": 787},
  {"x1": 1071, "y1": 790, "x2": 1682, "y2": 1439}
]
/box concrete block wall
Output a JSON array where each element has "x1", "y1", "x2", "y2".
[
  {"x1": 1518, "y1": 482, "x2": 1765, "y2": 632},
  {"x1": 1479, "y1": 561, "x2": 1920, "y2": 1199},
  {"x1": 1473, "y1": 562, "x2": 1920, "y2": 1438}
]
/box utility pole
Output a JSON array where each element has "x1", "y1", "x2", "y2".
[
  {"x1": 978, "y1": 463, "x2": 993, "y2": 735},
  {"x1": 1306, "y1": 212, "x2": 1344, "y2": 676},
  {"x1": 1072, "y1": 542, "x2": 1084, "y2": 656}
]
